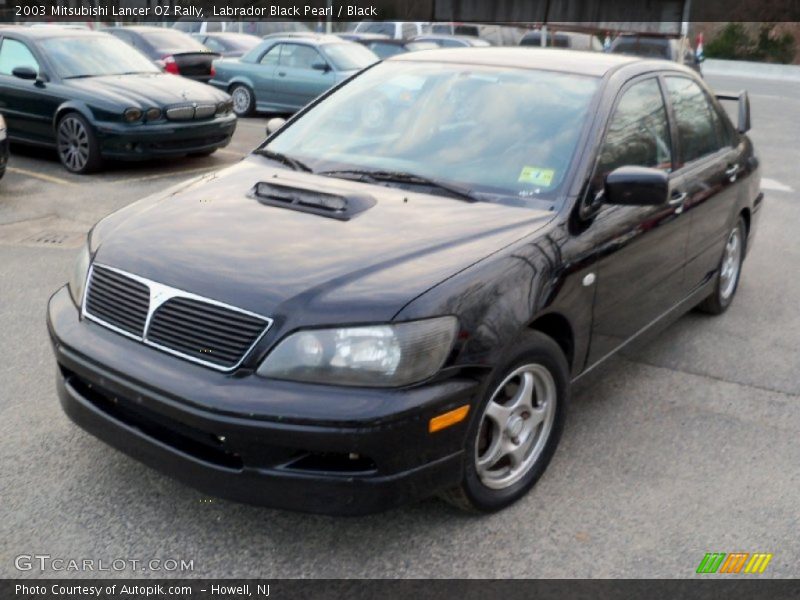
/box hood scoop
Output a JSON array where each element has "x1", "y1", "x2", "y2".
[{"x1": 249, "y1": 181, "x2": 376, "y2": 221}]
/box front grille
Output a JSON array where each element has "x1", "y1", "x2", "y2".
[
  {"x1": 84, "y1": 266, "x2": 149, "y2": 337},
  {"x1": 165, "y1": 104, "x2": 217, "y2": 121},
  {"x1": 148, "y1": 297, "x2": 269, "y2": 369},
  {"x1": 193, "y1": 104, "x2": 216, "y2": 119},
  {"x1": 165, "y1": 105, "x2": 195, "y2": 121},
  {"x1": 82, "y1": 265, "x2": 272, "y2": 371}
]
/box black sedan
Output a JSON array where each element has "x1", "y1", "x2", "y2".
[
  {"x1": 48, "y1": 49, "x2": 761, "y2": 514},
  {"x1": 0, "y1": 28, "x2": 235, "y2": 173},
  {"x1": 105, "y1": 26, "x2": 219, "y2": 83},
  {"x1": 191, "y1": 32, "x2": 261, "y2": 58}
]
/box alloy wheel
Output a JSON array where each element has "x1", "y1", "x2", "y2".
[
  {"x1": 719, "y1": 226, "x2": 742, "y2": 301},
  {"x1": 232, "y1": 87, "x2": 251, "y2": 115},
  {"x1": 57, "y1": 116, "x2": 90, "y2": 172},
  {"x1": 475, "y1": 363, "x2": 557, "y2": 490}
]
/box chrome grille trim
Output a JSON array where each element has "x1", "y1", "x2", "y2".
[
  {"x1": 165, "y1": 103, "x2": 217, "y2": 121},
  {"x1": 193, "y1": 104, "x2": 216, "y2": 119},
  {"x1": 81, "y1": 263, "x2": 273, "y2": 372},
  {"x1": 165, "y1": 105, "x2": 195, "y2": 121}
]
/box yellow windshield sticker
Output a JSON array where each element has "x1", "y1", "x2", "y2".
[{"x1": 518, "y1": 167, "x2": 555, "y2": 187}]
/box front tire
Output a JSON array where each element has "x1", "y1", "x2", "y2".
[
  {"x1": 698, "y1": 217, "x2": 746, "y2": 315},
  {"x1": 57, "y1": 113, "x2": 102, "y2": 174},
  {"x1": 442, "y1": 331, "x2": 568, "y2": 512},
  {"x1": 230, "y1": 84, "x2": 255, "y2": 117}
]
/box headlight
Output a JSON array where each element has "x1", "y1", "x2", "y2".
[
  {"x1": 145, "y1": 107, "x2": 161, "y2": 121},
  {"x1": 0, "y1": 114, "x2": 6, "y2": 141},
  {"x1": 123, "y1": 108, "x2": 143, "y2": 123},
  {"x1": 68, "y1": 242, "x2": 91, "y2": 307},
  {"x1": 257, "y1": 317, "x2": 458, "y2": 387}
]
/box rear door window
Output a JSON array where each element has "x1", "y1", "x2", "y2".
[{"x1": 665, "y1": 76, "x2": 725, "y2": 165}]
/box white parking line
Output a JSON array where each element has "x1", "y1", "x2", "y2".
[
  {"x1": 761, "y1": 178, "x2": 793, "y2": 192},
  {"x1": 7, "y1": 167, "x2": 76, "y2": 186}
]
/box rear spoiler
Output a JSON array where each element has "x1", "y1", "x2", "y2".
[{"x1": 715, "y1": 90, "x2": 751, "y2": 134}]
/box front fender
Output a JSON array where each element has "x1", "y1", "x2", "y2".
[
  {"x1": 394, "y1": 223, "x2": 594, "y2": 379},
  {"x1": 52, "y1": 101, "x2": 96, "y2": 130}
]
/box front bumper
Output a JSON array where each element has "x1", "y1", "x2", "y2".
[
  {"x1": 94, "y1": 114, "x2": 237, "y2": 160},
  {"x1": 48, "y1": 286, "x2": 478, "y2": 515}
]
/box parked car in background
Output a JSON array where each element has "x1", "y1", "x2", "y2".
[
  {"x1": 337, "y1": 32, "x2": 390, "y2": 42},
  {"x1": 609, "y1": 34, "x2": 701, "y2": 73},
  {"x1": 174, "y1": 20, "x2": 312, "y2": 37},
  {"x1": 105, "y1": 26, "x2": 219, "y2": 83},
  {"x1": 356, "y1": 38, "x2": 438, "y2": 59},
  {"x1": 192, "y1": 32, "x2": 261, "y2": 58},
  {"x1": 520, "y1": 30, "x2": 603, "y2": 51},
  {"x1": 261, "y1": 31, "x2": 318, "y2": 40},
  {"x1": 239, "y1": 21, "x2": 312, "y2": 37},
  {"x1": 429, "y1": 22, "x2": 527, "y2": 45},
  {"x1": 353, "y1": 21, "x2": 429, "y2": 40},
  {"x1": 413, "y1": 35, "x2": 492, "y2": 48},
  {"x1": 0, "y1": 112, "x2": 8, "y2": 180},
  {"x1": 210, "y1": 35, "x2": 378, "y2": 116},
  {"x1": 0, "y1": 27, "x2": 235, "y2": 173},
  {"x1": 49, "y1": 48, "x2": 761, "y2": 515}
]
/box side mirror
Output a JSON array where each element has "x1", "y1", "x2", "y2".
[
  {"x1": 311, "y1": 61, "x2": 331, "y2": 72},
  {"x1": 604, "y1": 166, "x2": 669, "y2": 206},
  {"x1": 266, "y1": 117, "x2": 286, "y2": 135},
  {"x1": 12, "y1": 66, "x2": 38, "y2": 81},
  {"x1": 716, "y1": 90, "x2": 750, "y2": 133}
]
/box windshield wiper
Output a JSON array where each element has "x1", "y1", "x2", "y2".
[
  {"x1": 253, "y1": 148, "x2": 313, "y2": 173},
  {"x1": 320, "y1": 169, "x2": 480, "y2": 203},
  {"x1": 63, "y1": 74, "x2": 96, "y2": 79}
]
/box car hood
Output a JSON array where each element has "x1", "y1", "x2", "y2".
[
  {"x1": 65, "y1": 73, "x2": 228, "y2": 107},
  {"x1": 92, "y1": 157, "x2": 553, "y2": 328}
]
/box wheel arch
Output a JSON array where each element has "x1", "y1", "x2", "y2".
[
  {"x1": 528, "y1": 312, "x2": 575, "y2": 369},
  {"x1": 52, "y1": 102, "x2": 95, "y2": 132}
]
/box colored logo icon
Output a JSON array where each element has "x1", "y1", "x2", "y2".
[{"x1": 697, "y1": 552, "x2": 773, "y2": 574}]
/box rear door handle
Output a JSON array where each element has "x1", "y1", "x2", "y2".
[
  {"x1": 725, "y1": 164, "x2": 740, "y2": 182},
  {"x1": 278, "y1": 71, "x2": 286, "y2": 77}
]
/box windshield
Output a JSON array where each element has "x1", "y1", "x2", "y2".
[
  {"x1": 265, "y1": 62, "x2": 598, "y2": 204},
  {"x1": 322, "y1": 43, "x2": 378, "y2": 70},
  {"x1": 42, "y1": 36, "x2": 160, "y2": 78}
]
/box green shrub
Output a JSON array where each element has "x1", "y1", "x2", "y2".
[{"x1": 706, "y1": 23, "x2": 796, "y2": 64}]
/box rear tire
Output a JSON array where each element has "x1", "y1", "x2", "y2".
[
  {"x1": 56, "y1": 113, "x2": 102, "y2": 174},
  {"x1": 441, "y1": 331, "x2": 568, "y2": 513},
  {"x1": 698, "y1": 217, "x2": 746, "y2": 315},
  {"x1": 230, "y1": 84, "x2": 255, "y2": 117}
]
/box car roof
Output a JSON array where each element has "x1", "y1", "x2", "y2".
[
  {"x1": 263, "y1": 34, "x2": 344, "y2": 46},
  {"x1": 390, "y1": 47, "x2": 641, "y2": 77}
]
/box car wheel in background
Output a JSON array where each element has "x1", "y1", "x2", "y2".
[
  {"x1": 56, "y1": 113, "x2": 102, "y2": 174},
  {"x1": 230, "y1": 84, "x2": 255, "y2": 117},
  {"x1": 441, "y1": 331, "x2": 568, "y2": 512},
  {"x1": 698, "y1": 217, "x2": 746, "y2": 315}
]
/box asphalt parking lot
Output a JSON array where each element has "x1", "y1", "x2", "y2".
[{"x1": 1, "y1": 73, "x2": 799, "y2": 579}]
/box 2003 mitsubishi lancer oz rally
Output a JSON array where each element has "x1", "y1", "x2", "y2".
[{"x1": 48, "y1": 49, "x2": 762, "y2": 515}]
